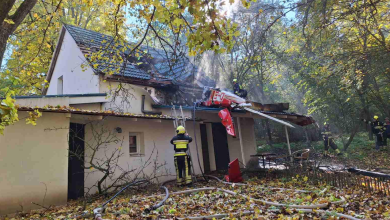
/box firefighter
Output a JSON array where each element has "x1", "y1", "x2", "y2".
[
  {"x1": 321, "y1": 122, "x2": 341, "y2": 156},
  {"x1": 233, "y1": 79, "x2": 248, "y2": 99},
  {"x1": 170, "y1": 125, "x2": 193, "y2": 186},
  {"x1": 371, "y1": 116, "x2": 386, "y2": 150}
]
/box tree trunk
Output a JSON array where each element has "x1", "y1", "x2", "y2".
[
  {"x1": 343, "y1": 124, "x2": 360, "y2": 150},
  {"x1": 0, "y1": 29, "x2": 9, "y2": 68},
  {"x1": 0, "y1": 0, "x2": 38, "y2": 68},
  {"x1": 304, "y1": 127, "x2": 311, "y2": 148},
  {"x1": 261, "y1": 120, "x2": 273, "y2": 146},
  {"x1": 264, "y1": 119, "x2": 273, "y2": 145}
]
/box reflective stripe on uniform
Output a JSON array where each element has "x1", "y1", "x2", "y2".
[
  {"x1": 173, "y1": 140, "x2": 189, "y2": 144},
  {"x1": 175, "y1": 152, "x2": 187, "y2": 156},
  {"x1": 375, "y1": 126, "x2": 383, "y2": 129},
  {"x1": 174, "y1": 140, "x2": 189, "y2": 149}
]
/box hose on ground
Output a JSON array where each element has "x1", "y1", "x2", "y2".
[
  {"x1": 146, "y1": 187, "x2": 357, "y2": 220},
  {"x1": 205, "y1": 175, "x2": 310, "y2": 192},
  {"x1": 192, "y1": 101, "x2": 208, "y2": 182},
  {"x1": 147, "y1": 186, "x2": 345, "y2": 208},
  {"x1": 176, "y1": 209, "x2": 360, "y2": 220},
  {"x1": 144, "y1": 186, "x2": 169, "y2": 213},
  {"x1": 102, "y1": 180, "x2": 149, "y2": 207},
  {"x1": 64, "y1": 180, "x2": 149, "y2": 220}
]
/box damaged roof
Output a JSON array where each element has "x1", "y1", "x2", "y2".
[
  {"x1": 63, "y1": 24, "x2": 201, "y2": 84},
  {"x1": 152, "y1": 104, "x2": 315, "y2": 126}
]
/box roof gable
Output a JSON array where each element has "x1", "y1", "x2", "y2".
[{"x1": 63, "y1": 24, "x2": 206, "y2": 85}]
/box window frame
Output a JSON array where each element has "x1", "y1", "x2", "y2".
[
  {"x1": 57, "y1": 75, "x2": 63, "y2": 95},
  {"x1": 129, "y1": 132, "x2": 145, "y2": 157}
]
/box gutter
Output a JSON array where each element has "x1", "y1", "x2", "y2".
[
  {"x1": 142, "y1": 95, "x2": 162, "y2": 115},
  {"x1": 14, "y1": 93, "x2": 107, "y2": 99}
]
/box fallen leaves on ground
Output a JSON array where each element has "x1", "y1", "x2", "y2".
[{"x1": 3, "y1": 176, "x2": 390, "y2": 220}]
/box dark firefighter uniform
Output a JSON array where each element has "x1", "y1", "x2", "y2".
[
  {"x1": 321, "y1": 123, "x2": 341, "y2": 156},
  {"x1": 233, "y1": 79, "x2": 248, "y2": 99},
  {"x1": 371, "y1": 116, "x2": 386, "y2": 150},
  {"x1": 170, "y1": 126, "x2": 193, "y2": 186}
]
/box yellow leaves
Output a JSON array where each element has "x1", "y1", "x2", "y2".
[
  {"x1": 46, "y1": 43, "x2": 51, "y2": 48},
  {"x1": 26, "y1": 110, "x2": 42, "y2": 126},
  {"x1": 4, "y1": 19, "x2": 15, "y2": 25},
  {"x1": 303, "y1": 176, "x2": 308, "y2": 182},
  {"x1": 172, "y1": 18, "x2": 184, "y2": 27},
  {"x1": 336, "y1": 207, "x2": 344, "y2": 212},
  {"x1": 33, "y1": 13, "x2": 39, "y2": 18},
  {"x1": 189, "y1": 50, "x2": 197, "y2": 57},
  {"x1": 259, "y1": 9, "x2": 263, "y2": 14},
  {"x1": 241, "y1": 0, "x2": 251, "y2": 9}
]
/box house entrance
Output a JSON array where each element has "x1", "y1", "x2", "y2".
[
  {"x1": 212, "y1": 123, "x2": 230, "y2": 170},
  {"x1": 68, "y1": 123, "x2": 85, "y2": 200}
]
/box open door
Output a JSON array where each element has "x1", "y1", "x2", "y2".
[
  {"x1": 212, "y1": 123, "x2": 230, "y2": 170},
  {"x1": 68, "y1": 123, "x2": 85, "y2": 200}
]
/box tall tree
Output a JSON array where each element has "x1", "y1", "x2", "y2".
[
  {"x1": 0, "y1": 0, "x2": 38, "y2": 68},
  {"x1": 0, "y1": 0, "x2": 256, "y2": 134}
]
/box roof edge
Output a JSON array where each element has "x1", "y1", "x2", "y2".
[
  {"x1": 14, "y1": 93, "x2": 107, "y2": 99},
  {"x1": 42, "y1": 26, "x2": 67, "y2": 95}
]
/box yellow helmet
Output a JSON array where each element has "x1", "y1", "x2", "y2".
[
  {"x1": 176, "y1": 125, "x2": 185, "y2": 134},
  {"x1": 374, "y1": 115, "x2": 379, "y2": 120},
  {"x1": 233, "y1": 79, "x2": 237, "y2": 82}
]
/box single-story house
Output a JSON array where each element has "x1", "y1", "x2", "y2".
[{"x1": 0, "y1": 24, "x2": 314, "y2": 215}]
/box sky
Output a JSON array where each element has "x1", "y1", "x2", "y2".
[{"x1": 221, "y1": 0, "x2": 297, "y2": 19}]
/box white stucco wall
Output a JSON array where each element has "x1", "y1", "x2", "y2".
[
  {"x1": 70, "y1": 103, "x2": 102, "y2": 111},
  {"x1": 46, "y1": 30, "x2": 99, "y2": 95},
  {"x1": 99, "y1": 81, "x2": 158, "y2": 114},
  {"x1": 206, "y1": 123, "x2": 216, "y2": 171},
  {"x1": 81, "y1": 116, "x2": 203, "y2": 193},
  {"x1": 227, "y1": 117, "x2": 257, "y2": 166},
  {"x1": 0, "y1": 112, "x2": 70, "y2": 215},
  {"x1": 16, "y1": 97, "x2": 69, "y2": 108}
]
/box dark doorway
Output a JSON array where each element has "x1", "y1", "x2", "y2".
[
  {"x1": 212, "y1": 123, "x2": 230, "y2": 170},
  {"x1": 68, "y1": 123, "x2": 85, "y2": 200},
  {"x1": 200, "y1": 124, "x2": 210, "y2": 173}
]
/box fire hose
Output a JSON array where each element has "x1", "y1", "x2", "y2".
[
  {"x1": 64, "y1": 180, "x2": 156, "y2": 220},
  {"x1": 82, "y1": 174, "x2": 360, "y2": 220},
  {"x1": 145, "y1": 186, "x2": 357, "y2": 220}
]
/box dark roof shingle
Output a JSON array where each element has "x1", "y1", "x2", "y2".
[{"x1": 64, "y1": 24, "x2": 202, "y2": 83}]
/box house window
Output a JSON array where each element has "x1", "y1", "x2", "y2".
[
  {"x1": 129, "y1": 135, "x2": 137, "y2": 153},
  {"x1": 57, "y1": 76, "x2": 63, "y2": 95},
  {"x1": 129, "y1": 132, "x2": 145, "y2": 157}
]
